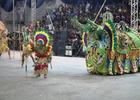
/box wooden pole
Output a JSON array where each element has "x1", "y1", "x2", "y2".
[{"x1": 94, "y1": 0, "x2": 107, "y2": 22}]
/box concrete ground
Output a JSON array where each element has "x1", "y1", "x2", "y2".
[{"x1": 0, "y1": 51, "x2": 140, "y2": 100}]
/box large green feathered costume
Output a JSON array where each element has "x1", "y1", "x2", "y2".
[{"x1": 71, "y1": 17, "x2": 140, "y2": 75}]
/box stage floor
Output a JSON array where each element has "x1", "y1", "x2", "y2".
[{"x1": 0, "y1": 51, "x2": 140, "y2": 100}]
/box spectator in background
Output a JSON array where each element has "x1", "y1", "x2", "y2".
[{"x1": 39, "y1": 1, "x2": 132, "y2": 56}]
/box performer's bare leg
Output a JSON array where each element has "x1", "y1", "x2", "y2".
[
  {"x1": 21, "y1": 54, "x2": 25, "y2": 67},
  {"x1": 0, "y1": 53, "x2": 2, "y2": 58},
  {"x1": 8, "y1": 49, "x2": 11, "y2": 59},
  {"x1": 30, "y1": 54, "x2": 35, "y2": 63}
]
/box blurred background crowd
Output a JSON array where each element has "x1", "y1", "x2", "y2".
[{"x1": 3, "y1": 0, "x2": 139, "y2": 57}]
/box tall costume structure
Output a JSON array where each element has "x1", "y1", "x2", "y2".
[{"x1": 71, "y1": 12, "x2": 140, "y2": 75}]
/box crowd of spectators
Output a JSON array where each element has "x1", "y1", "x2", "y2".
[
  {"x1": 42, "y1": 1, "x2": 132, "y2": 56},
  {"x1": 7, "y1": 1, "x2": 139, "y2": 56},
  {"x1": 48, "y1": 1, "x2": 131, "y2": 28}
]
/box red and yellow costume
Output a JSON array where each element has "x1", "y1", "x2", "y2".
[
  {"x1": 34, "y1": 44, "x2": 52, "y2": 78},
  {"x1": 33, "y1": 28, "x2": 53, "y2": 78}
]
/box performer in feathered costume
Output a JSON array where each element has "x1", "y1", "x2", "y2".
[
  {"x1": 0, "y1": 21, "x2": 11, "y2": 58},
  {"x1": 33, "y1": 26, "x2": 53, "y2": 78},
  {"x1": 22, "y1": 24, "x2": 35, "y2": 67},
  {"x1": 71, "y1": 13, "x2": 140, "y2": 75}
]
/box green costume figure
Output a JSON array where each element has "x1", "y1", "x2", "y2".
[
  {"x1": 103, "y1": 7, "x2": 113, "y2": 22},
  {"x1": 71, "y1": 17, "x2": 108, "y2": 75},
  {"x1": 71, "y1": 15, "x2": 140, "y2": 75}
]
